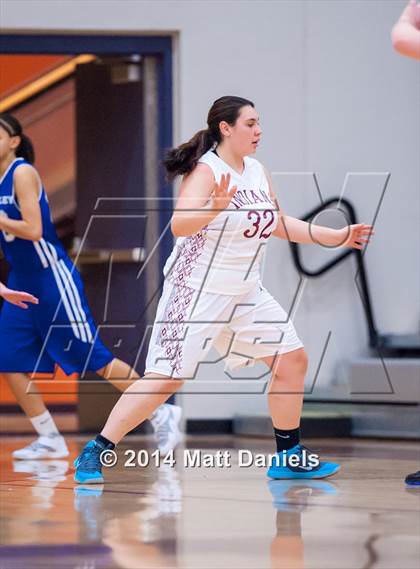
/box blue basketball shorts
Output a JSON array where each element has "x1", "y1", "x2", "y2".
[{"x1": 0, "y1": 257, "x2": 113, "y2": 375}]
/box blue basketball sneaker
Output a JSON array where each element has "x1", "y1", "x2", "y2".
[
  {"x1": 74, "y1": 440, "x2": 113, "y2": 484},
  {"x1": 267, "y1": 444, "x2": 340, "y2": 480},
  {"x1": 405, "y1": 471, "x2": 420, "y2": 486}
]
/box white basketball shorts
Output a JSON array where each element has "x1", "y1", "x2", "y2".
[{"x1": 144, "y1": 280, "x2": 304, "y2": 379}]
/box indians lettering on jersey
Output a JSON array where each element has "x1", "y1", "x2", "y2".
[
  {"x1": 163, "y1": 150, "x2": 279, "y2": 295},
  {"x1": 230, "y1": 187, "x2": 272, "y2": 210}
]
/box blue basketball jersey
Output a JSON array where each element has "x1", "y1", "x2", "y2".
[
  {"x1": 0, "y1": 157, "x2": 114, "y2": 373},
  {"x1": 0, "y1": 158, "x2": 68, "y2": 273}
]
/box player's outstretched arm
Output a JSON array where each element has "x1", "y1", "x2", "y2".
[
  {"x1": 391, "y1": 0, "x2": 420, "y2": 60},
  {"x1": 171, "y1": 164, "x2": 237, "y2": 237},
  {"x1": 262, "y1": 167, "x2": 374, "y2": 249},
  {"x1": 275, "y1": 216, "x2": 374, "y2": 250},
  {"x1": 0, "y1": 281, "x2": 39, "y2": 309},
  {"x1": 0, "y1": 165, "x2": 42, "y2": 241}
]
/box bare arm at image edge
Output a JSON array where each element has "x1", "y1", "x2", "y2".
[{"x1": 391, "y1": 0, "x2": 420, "y2": 60}]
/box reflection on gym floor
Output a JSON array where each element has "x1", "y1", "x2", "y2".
[{"x1": 1, "y1": 436, "x2": 419, "y2": 569}]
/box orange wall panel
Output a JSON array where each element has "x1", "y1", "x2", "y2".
[
  {"x1": 0, "y1": 54, "x2": 78, "y2": 406},
  {"x1": 0, "y1": 55, "x2": 71, "y2": 98},
  {"x1": 0, "y1": 370, "x2": 78, "y2": 405}
]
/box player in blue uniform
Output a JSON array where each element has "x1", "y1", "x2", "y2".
[{"x1": 0, "y1": 113, "x2": 182, "y2": 459}]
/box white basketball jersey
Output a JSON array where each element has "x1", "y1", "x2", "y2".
[{"x1": 163, "y1": 149, "x2": 279, "y2": 295}]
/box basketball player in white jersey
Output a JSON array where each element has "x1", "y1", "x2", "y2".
[{"x1": 75, "y1": 95, "x2": 374, "y2": 483}]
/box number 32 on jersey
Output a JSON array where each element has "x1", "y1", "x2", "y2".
[{"x1": 243, "y1": 209, "x2": 276, "y2": 239}]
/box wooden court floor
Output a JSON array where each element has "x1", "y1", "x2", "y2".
[{"x1": 0, "y1": 435, "x2": 419, "y2": 569}]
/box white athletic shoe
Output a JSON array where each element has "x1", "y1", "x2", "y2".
[
  {"x1": 12, "y1": 435, "x2": 69, "y2": 460},
  {"x1": 150, "y1": 404, "x2": 183, "y2": 455}
]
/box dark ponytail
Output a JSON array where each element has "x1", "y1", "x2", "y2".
[
  {"x1": 163, "y1": 95, "x2": 254, "y2": 180},
  {"x1": 16, "y1": 133, "x2": 35, "y2": 164},
  {"x1": 0, "y1": 113, "x2": 35, "y2": 164},
  {"x1": 164, "y1": 129, "x2": 214, "y2": 180}
]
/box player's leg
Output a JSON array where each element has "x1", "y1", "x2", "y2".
[
  {"x1": 96, "y1": 357, "x2": 183, "y2": 454},
  {"x1": 228, "y1": 284, "x2": 339, "y2": 479},
  {"x1": 0, "y1": 290, "x2": 69, "y2": 459},
  {"x1": 98, "y1": 373, "x2": 183, "y2": 443},
  {"x1": 262, "y1": 350, "x2": 340, "y2": 479},
  {"x1": 74, "y1": 282, "x2": 229, "y2": 484},
  {"x1": 92, "y1": 282, "x2": 230, "y2": 453},
  {"x1": 5, "y1": 372, "x2": 46, "y2": 417},
  {"x1": 266, "y1": 348, "x2": 307, "y2": 430},
  {"x1": 4, "y1": 372, "x2": 69, "y2": 459},
  {"x1": 95, "y1": 357, "x2": 138, "y2": 390},
  {"x1": 73, "y1": 373, "x2": 183, "y2": 483}
]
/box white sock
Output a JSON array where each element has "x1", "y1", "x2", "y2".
[{"x1": 30, "y1": 410, "x2": 60, "y2": 438}]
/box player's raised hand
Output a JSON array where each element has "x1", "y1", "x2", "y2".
[
  {"x1": 342, "y1": 224, "x2": 375, "y2": 250},
  {"x1": 210, "y1": 173, "x2": 237, "y2": 211},
  {"x1": 0, "y1": 285, "x2": 39, "y2": 309}
]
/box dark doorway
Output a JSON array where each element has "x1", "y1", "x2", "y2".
[{"x1": 0, "y1": 35, "x2": 173, "y2": 430}]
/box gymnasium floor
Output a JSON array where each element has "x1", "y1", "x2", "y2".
[{"x1": 0, "y1": 435, "x2": 419, "y2": 569}]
